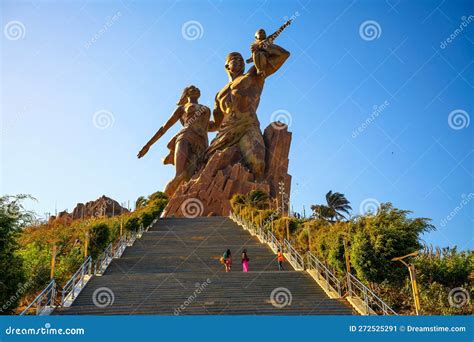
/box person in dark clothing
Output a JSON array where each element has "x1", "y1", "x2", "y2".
[{"x1": 223, "y1": 249, "x2": 232, "y2": 272}]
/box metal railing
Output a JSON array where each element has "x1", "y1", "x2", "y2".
[
  {"x1": 306, "y1": 252, "x2": 342, "y2": 297},
  {"x1": 256, "y1": 224, "x2": 265, "y2": 240},
  {"x1": 246, "y1": 220, "x2": 256, "y2": 234},
  {"x1": 147, "y1": 219, "x2": 158, "y2": 232},
  {"x1": 284, "y1": 239, "x2": 305, "y2": 270},
  {"x1": 20, "y1": 215, "x2": 162, "y2": 315},
  {"x1": 346, "y1": 272, "x2": 397, "y2": 315},
  {"x1": 94, "y1": 235, "x2": 129, "y2": 275},
  {"x1": 266, "y1": 230, "x2": 282, "y2": 252},
  {"x1": 230, "y1": 210, "x2": 397, "y2": 315},
  {"x1": 20, "y1": 279, "x2": 56, "y2": 316},
  {"x1": 115, "y1": 235, "x2": 129, "y2": 255},
  {"x1": 61, "y1": 256, "x2": 92, "y2": 306},
  {"x1": 232, "y1": 211, "x2": 283, "y2": 253},
  {"x1": 93, "y1": 242, "x2": 113, "y2": 275}
]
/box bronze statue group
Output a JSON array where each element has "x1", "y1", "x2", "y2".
[{"x1": 137, "y1": 20, "x2": 292, "y2": 198}]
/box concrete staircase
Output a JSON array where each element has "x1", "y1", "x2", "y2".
[{"x1": 55, "y1": 217, "x2": 353, "y2": 315}]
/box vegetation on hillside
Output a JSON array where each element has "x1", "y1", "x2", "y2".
[
  {"x1": 1, "y1": 188, "x2": 471, "y2": 316},
  {"x1": 0, "y1": 191, "x2": 167, "y2": 314}
]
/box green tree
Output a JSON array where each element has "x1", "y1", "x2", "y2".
[
  {"x1": 125, "y1": 216, "x2": 140, "y2": 232},
  {"x1": 0, "y1": 195, "x2": 35, "y2": 314},
  {"x1": 148, "y1": 191, "x2": 168, "y2": 202},
  {"x1": 350, "y1": 203, "x2": 434, "y2": 284},
  {"x1": 230, "y1": 194, "x2": 247, "y2": 211},
  {"x1": 88, "y1": 223, "x2": 110, "y2": 258}
]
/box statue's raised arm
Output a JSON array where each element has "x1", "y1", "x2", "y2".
[
  {"x1": 261, "y1": 43, "x2": 290, "y2": 78},
  {"x1": 267, "y1": 19, "x2": 293, "y2": 43}
]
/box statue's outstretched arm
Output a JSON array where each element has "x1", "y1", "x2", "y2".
[
  {"x1": 267, "y1": 19, "x2": 292, "y2": 42},
  {"x1": 208, "y1": 95, "x2": 223, "y2": 132},
  {"x1": 137, "y1": 107, "x2": 183, "y2": 158},
  {"x1": 263, "y1": 43, "x2": 290, "y2": 78}
]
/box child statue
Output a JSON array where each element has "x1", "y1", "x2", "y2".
[{"x1": 246, "y1": 19, "x2": 293, "y2": 77}]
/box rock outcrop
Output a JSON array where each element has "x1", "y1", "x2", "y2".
[
  {"x1": 71, "y1": 195, "x2": 128, "y2": 220},
  {"x1": 49, "y1": 195, "x2": 128, "y2": 223},
  {"x1": 163, "y1": 122, "x2": 291, "y2": 217}
]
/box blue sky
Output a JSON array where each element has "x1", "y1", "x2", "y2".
[{"x1": 1, "y1": 0, "x2": 473, "y2": 249}]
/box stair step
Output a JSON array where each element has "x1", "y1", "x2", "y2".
[{"x1": 55, "y1": 217, "x2": 353, "y2": 315}]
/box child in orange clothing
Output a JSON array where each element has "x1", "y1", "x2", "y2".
[{"x1": 277, "y1": 248, "x2": 284, "y2": 271}]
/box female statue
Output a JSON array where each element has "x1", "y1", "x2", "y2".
[{"x1": 137, "y1": 85, "x2": 211, "y2": 196}]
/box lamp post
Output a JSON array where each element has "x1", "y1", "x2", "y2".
[
  {"x1": 278, "y1": 180, "x2": 286, "y2": 215},
  {"x1": 84, "y1": 231, "x2": 90, "y2": 258},
  {"x1": 392, "y1": 251, "x2": 421, "y2": 315},
  {"x1": 278, "y1": 180, "x2": 290, "y2": 241},
  {"x1": 50, "y1": 244, "x2": 57, "y2": 280}
]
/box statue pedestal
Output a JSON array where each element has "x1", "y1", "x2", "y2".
[{"x1": 163, "y1": 122, "x2": 292, "y2": 217}]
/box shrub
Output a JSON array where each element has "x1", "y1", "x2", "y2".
[{"x1": 89, "y1": 223, "x2": 110, "y2": 258}]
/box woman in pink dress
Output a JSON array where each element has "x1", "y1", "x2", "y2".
[{"x1": 241, "y1": 249, "x2": 249, "y2": 272}]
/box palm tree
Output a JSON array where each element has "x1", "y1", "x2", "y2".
[
  {"x1": 311, "y1": 191, "x2": 352, "y2": 222},
  {"x1": 326, "y1": 191, "x2": 352, "y2": 220},
  {"x1": 135, "y1": 196, "x2": 148, "y2": 210},
  {"x1": 230, "y1": 194, "x2": 246, "y2": 211}
]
